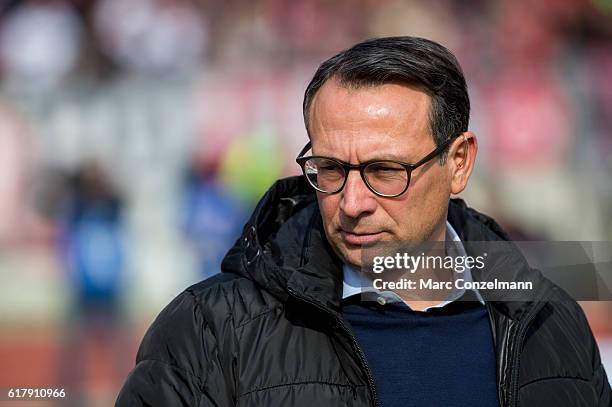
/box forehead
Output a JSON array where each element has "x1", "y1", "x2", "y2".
[
  {"x1": 309, "y1": 80, "x2": 431, "y2": 136},
  {"x1": 309, "y1": 80, "x2": 433, "y2": 162}
]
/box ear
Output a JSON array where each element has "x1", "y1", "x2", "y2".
[{"x1": 448, "y1": 131, "x2": 477, "y2": 195}]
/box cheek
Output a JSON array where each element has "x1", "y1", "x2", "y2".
[
  {"x1": 383, "y1": 170, "x2": 451, "y2": 235},
  {"x1": 412, "y1": 166, "x2": 451, "y2": 205},
  {"x1": 419, "y1": 173, "x2": 452, "y2": 223},
  {"x1": 377, "y1": 199, "x2": 412, "y2": 232},
  {"x1": 317, "y1": 194, "x2": 339, "y2": 228}
]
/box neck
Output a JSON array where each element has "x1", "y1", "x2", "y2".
[{"x1": 384, "y1": 218, "x2": 455, "y2": 310}]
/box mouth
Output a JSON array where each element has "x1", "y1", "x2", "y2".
[{"x1": 340, "y1": 230, "x2": 384, "y2": 246}]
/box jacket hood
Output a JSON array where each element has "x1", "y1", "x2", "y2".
[{"x1": 221, "y1": 176, "x2": 553, "y2": 320}]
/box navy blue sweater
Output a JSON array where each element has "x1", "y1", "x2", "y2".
[{"x1": 342, "y1": 298, "x2": 499, "y2": 407}]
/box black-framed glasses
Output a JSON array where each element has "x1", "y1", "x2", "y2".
[{"x1": 295, "y1": 135, "x2": 460, "y2": 197}]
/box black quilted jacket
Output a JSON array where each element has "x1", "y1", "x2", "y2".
[{"x1": 117, "y1": 176, "x2": 611, "y2": 407}]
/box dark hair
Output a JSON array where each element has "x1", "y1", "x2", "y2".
[{"x1": 303, "y1": 36, "x2": 470, "y2": 162}]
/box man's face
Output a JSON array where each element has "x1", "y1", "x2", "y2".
[{"x1": 308, "y1": 80, "x2": 453, "y2": 267}]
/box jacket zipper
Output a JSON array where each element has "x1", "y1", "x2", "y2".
[
  {"x1": 504, "y1": 301, "x2": 545, "y2": 407},
  {"x1": 287, "y1": 288, "x2": 379, "y2": 407},
  {"x1": 485, "y1": 302, "x2": 505, "y2": 405}
]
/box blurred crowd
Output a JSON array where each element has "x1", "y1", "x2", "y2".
[{"x1": 0, "y1": 0, "x2": 611, "y2": 405}]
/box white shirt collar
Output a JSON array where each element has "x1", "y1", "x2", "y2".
[{"x1": 342, "y1": 221, "x2": 485, "y2": 311}]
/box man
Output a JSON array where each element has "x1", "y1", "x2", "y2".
[{"x1": 117, "y1": 37, "x2": 611, "y2": 406}]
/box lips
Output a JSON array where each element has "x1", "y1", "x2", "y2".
[{"x1": 340, "y1": 230, "x2": 384, "y2": 245}]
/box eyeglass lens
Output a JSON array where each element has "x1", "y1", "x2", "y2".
[{"x1": 303, "y1": 158, "x2": 409, "y2": 196}]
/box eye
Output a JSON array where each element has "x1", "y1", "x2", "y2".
[
  {"x1": 306, "y1": 158, "x2": 344, "y2": 180},
  {"x1": 372, "y1": 165, "x2": 400, "y2": 172},
  {"x1": 319, "y1": 164, "x2": 339, "y2": 171},
  {"x1": 369, "y1": 163, "x2": 403, "y2": 173},
  {"x1": 366, "y1": 162, "x2": 406, "y2": 180}
]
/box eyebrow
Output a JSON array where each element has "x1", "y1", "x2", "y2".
[{"x1": 313, "y1": 151, "x2": 417, "y2": 164}]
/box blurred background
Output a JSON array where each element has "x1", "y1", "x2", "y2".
[{"x1": 0, "y1": 0, "x2": 610, "y2": 405}]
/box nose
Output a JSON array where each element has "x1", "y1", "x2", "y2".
[{"x1": 339, "y1": 169, "x2": 377, "y2": 219}]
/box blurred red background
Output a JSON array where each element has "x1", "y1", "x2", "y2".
[{"x1": 0, "y1": 0, "x2": 610, "y2": 405}]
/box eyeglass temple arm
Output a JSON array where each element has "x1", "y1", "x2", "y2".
[
  {"x1": 297, "y1": 141, "x2": 312, "y2": 158},
  {"x1": 412, "y1": 134, "x2": 465, "y2": 168}
]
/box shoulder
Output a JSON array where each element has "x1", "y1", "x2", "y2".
[
  {"x1": 134, "y1": 272, "x2": 283, "y2": 380},
  {"x1": 185, "y1": 272, "x2": 284, "y2": 327},
  {"x1": 518, "y1": 286, "x2": 611, "y2": 403},
  {"x1": 538, "y1": 285, "x2": 594, "y2": 343},
  {"x1": 523, "y1": 285, "x2": 601, "y2": 378},
  {"x1": 137, "y1": 272, "x2": 282, "y2": 359}
]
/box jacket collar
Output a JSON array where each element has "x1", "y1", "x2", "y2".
[
  {"x1": 221, "y1": 176, "x2": 552, "y2": 321},
  {"x1": 221, "y1": 176, "x2": 333, "y2": 304},
  {"x1": 446, "y1": 199, "x2": 553, "y2": 320}
]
